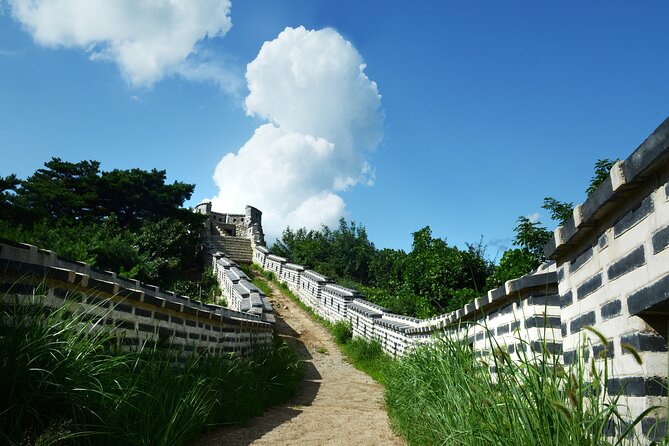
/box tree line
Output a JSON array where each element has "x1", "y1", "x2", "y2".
[
  {"x1": 272, "y1": 159, "x2": 617, "y2": 318},
  {"x1": 0, "y1": 156, "x2": 615, "y2": 314},
  {"x1": 0, "y1": 158, "x2": 218, "y2": 300}
]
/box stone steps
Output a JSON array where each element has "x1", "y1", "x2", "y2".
[{"x1": 210, "y1": 235, "x2": 253, "y2": 264}]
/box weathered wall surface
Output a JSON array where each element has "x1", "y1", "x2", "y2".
[
  {"x1": 545, "y1": 117, "x2": 669, "y2": 440},
  {"x1": 0, "y1": 239, "x2": 274, "y2": 356}
]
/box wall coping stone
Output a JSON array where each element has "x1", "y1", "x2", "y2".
[{"x1": 545, "y1": 116, "x2": 669, "y2": 259}]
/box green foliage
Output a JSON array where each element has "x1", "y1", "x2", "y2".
[
  {"x1": 542, "y1": 197, "x2": 574, "y2": 225},
  {"x1": 359, "y1": 285, "x2": 433, "y2": 319},
  {"x1": 586, "y1": 158, "x2": 619, "y2": 196},
  {"x1": 251, "y1": 274, "x2": 274, "y2": 296},
  {"x1": 486, "y1": 248, "x2": 538, "y2": 288},
  {"x1": 385, "y1": 334, "x2": 654, "y2": 445},
  {"x1": 273, "y1": 222, "x2": 494, "y2": 318},
  {"x1": 0, "y1": 295, "x2": 303, "y2": 445},
  {"x1": 13, "y1": 158, "x2": 102, "y2": 224},
  {"x1": 273, "y1": 219, "x2": 376, "y2": 283},
  {"x1": 172, "y1": 269, "x2": 221, "y2": 304},
  {"x1": 331, "y1": 320, "x2": 353, "y2": 345},
  {"x1": 0, "y1": 159, "x2": 208, "y2": 294},
  {"x1": 369, "y1": 248, "x2": 407, "y2": 290},
  {"x1": 9, "y1": 158, "x2": 199, "y2": 228},
  {"x1": 512, "y1": 216, "x2": 551, "y2": 261},
  {"x1": 446, "y1": 287, "x2": 478, "y2": 312},
  {"x1": 402, "y1": 228, "x2": 493, "y2": 313},
  {"x1": 0, "y1": 173, "x2": 20, "y2": 221}
]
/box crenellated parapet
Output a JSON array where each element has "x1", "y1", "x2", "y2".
[
  {"x1": 0, "y1": 238, "x2": 274, "y2": 356},
  {"x1": 206, "y1": 249, "x2": 275, "y2": 324}
]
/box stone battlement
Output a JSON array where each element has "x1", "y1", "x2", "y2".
[{"x1": 0, "y1": 238, "x2": 274, "y2": 356}]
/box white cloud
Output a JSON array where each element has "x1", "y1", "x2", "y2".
[
  {"x1": 8, "y1": 0, "x2": 235, "y2": 89},
  {"x1": 526, "y1": 212, "x2": 542, "y2": 223},
  {"x1": 212, "y1": 26, "x2": 383, "y2": 240}
]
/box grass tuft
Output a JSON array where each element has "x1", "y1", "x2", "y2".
[{"x1": 331, "y1": 320, "x2": 352, "y2": 345}]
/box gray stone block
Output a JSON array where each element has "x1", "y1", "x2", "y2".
[
  {"x1": 530, "y1": 341, "x2": 561, "y2": 354},
  {"x1": 560, "y1": 291, "x2": 573, "y2": 308},
  {"x1": 597, "y1": 232, "x2": 608, "y2": 250},
  {"x1": 114, "y1": 303, "x2": 132, "y2": 313},
  {"x1": 563, "y1": 350, "x2": 577, "y2": 365},
  {"x1": 576, "y1": 273, "x2": 602, "y2": 300},
  {"x1": 569, "y1": 311, "x2": 596, "y2": 334},
  {"x1": 621, "y1": 332, "x2": 668, "y2": 353},
  {"x1": 606, "y1": 376, "x2": 668, "y2": 397},
  {"x1": 569, "y1": 247, "x2": 593, "y2": 273},
  {"x1": 506, "y1": 272, "x2": 558, "y2": 294},
  {"x1": 627, "y1": 272, "x2": 669, "y2": 315},
  {"x1": 527, "y1": 293, "x2": 561, "y2": 307},
  {"x1": 600, "y1": 299, "x2": 621, "y2": 320},
  {"x1": 524, "y1": 316, "x2": 561, "y2": 329},
  {"x1": 607, "y1": 246, "x2": 645, "y2": 281},
  {"x1": 496, "y1": 324, "x2": 509, "y2": 335},
  {"x1": 642, "y1": 418, "x2": 668, "y2": 442},
  {"x1": 652, "y1": 224, "x2": 669, "y2": 254},
  {"x1": 580, "y1": 176, "x2": 614, "y2": 229},
  {"x1": 592, "y1": 343, "x2": 614, "y2": 359},
  {"x1": 613, "y1": 195, "x2": 654, "y2": 238},
  {"x1": 620, "y1": 116, "x2": 669, "y2": 183},
  {"x1": 134, "y1": 307, "x2": 151, "y2": 318}
]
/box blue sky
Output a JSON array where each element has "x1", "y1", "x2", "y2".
[{"x1": 1, "y1": 1, "x2": 668, "y2": 257}]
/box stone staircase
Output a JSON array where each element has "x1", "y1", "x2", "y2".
[{"x1": 210, "y1": 234, "x2": 253, "y2": 264}]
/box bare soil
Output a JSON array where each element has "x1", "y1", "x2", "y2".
[{"x1": 195, "y1": 280, "x2": 405, "y2": 446}]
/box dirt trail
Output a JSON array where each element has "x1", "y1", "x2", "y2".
[{"x1": 196, "y1": 280, "x2": 404, "y2": 446}]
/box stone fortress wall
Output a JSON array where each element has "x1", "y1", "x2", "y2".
[
  {"x1": 0, "y1": 239, "x2": 274, "y2": 356},
  {"x1": 195, "y1": 201, "x2": 265, "y2": 246},
  {"x1": 206, "y1": 249, "x2": 275, "y2": 324},
  {"x1": 233, "y1": 117, "x2": 669, "y2": 441}
]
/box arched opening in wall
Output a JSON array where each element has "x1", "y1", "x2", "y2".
[{"x1": 629, "y1": 294, "x2": 669, "y2": 355}]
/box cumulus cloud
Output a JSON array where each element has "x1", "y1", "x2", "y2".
[
  {"x1": 8, "y1": 0, "x2": 235, "y2": 89},
  {"x1": 212, "y1": 26, "x2": 382, "y2": 240}
]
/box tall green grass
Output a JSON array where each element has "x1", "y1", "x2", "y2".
[
  {"x1": 0, "y1": 294, "x2": 303, "y2": 446},
  {"x1": 384, "y1": 330, "x2": 659, "y2": 445}
]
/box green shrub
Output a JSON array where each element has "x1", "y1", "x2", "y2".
[{"x1": 331, "y1": 320, "x2": 352, "y2": 345}]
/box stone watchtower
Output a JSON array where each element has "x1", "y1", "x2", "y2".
[
  {"x1": 195, "y1": 202, "x2": 265, "y2": 264},
  {"x1": 244, "y1": 205, "x2": 265, "y2": 246}
]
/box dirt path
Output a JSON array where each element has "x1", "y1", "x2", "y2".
[{"x1": 196, "y1": 280, "x2": 405, "y2": 446}]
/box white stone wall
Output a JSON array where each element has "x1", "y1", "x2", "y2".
[
  {"x1": 0, "y1": 241, "x2": 274, "y2": 356},
  {"x1": 545, "y1": 118, "x2": 669, "y2": 440},
  {"x1": 280, "y1": 263, "x2": 303, "y2": 292},
  {"x1": 265, "y1": 254, "x2": 286, "y2": 278}
]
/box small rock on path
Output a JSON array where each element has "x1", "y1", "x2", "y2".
[{"x1": 195, "y1": 279, "x2": 404, "y2": 446}]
